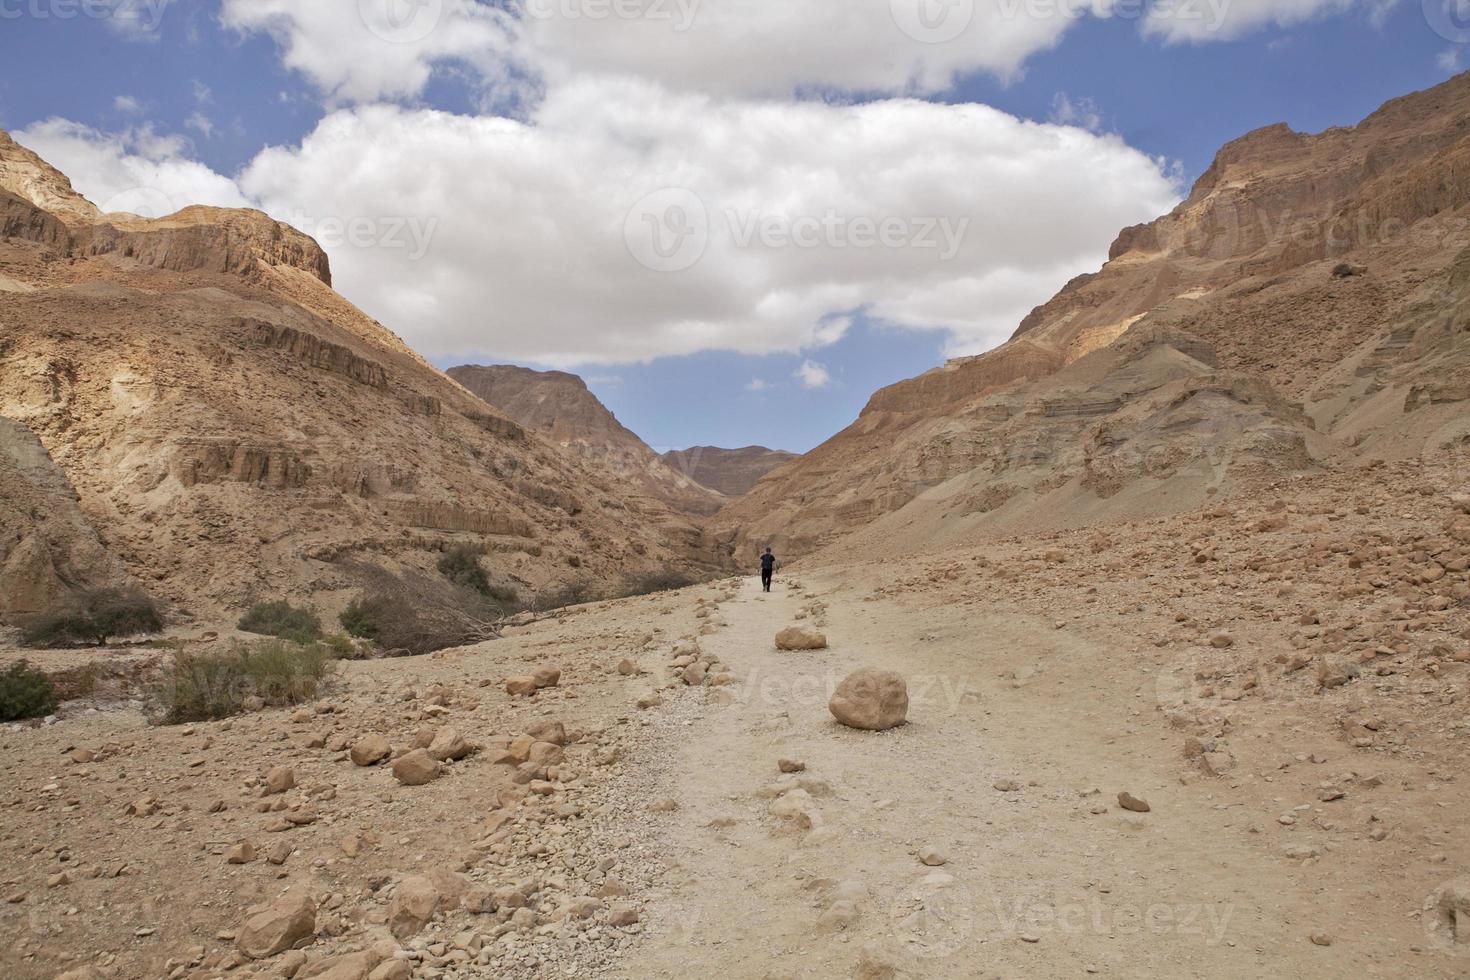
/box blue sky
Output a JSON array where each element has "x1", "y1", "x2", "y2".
[{"x1": 0, "y1": 1, "x2": 1459, "y2": 452}]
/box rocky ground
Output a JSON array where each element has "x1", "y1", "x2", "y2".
[{"x1": 2, "y1": 456, "x2": 1468, "y2": 979}]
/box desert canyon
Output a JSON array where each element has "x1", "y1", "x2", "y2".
[{"x1": 0, "y1": 69, "x2": 1468, "y2": 980}]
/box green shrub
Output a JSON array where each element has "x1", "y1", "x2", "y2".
[
  {"x1": 21, "y1": 589, "x2": 164, "y2": 648},
  {"x1": 0, "y1": 661, "x2": 59, "y2": 721},
  {"x1": 340, "y1": 593, "x2": 399, "y2": 640},
  {"x1": 437, "y1": 546, "x2": 491, "y2": 596},
  {"x1": 620, "y1": 570, "x2": 699, "y2": 597},
  {"x1": 237, "y1": 600, "x2": 321, "y2": 645},
  {"x1": 148, "y1": 639, "x2": 338, "y2": 725}
]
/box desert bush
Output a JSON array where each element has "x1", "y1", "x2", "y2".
[
  {"x1": 437, "y1": 545, "x2": 491, "y2": 595},
  {"x1": 340, "y1": 592, "x2": 403, "y2": 641},
  {"x1": 21, "y1": 589, "x2": 164, "y2": 648},
  {"x1": 620, "y1": 570, "x2": 699, "y2": 597},
  {"x1": 341, "y1": 571, "x2": 507, "y2": 656},
  {"x1": 0, "y1": 660, "x2": 59, "y2": 721},
  {"x1": 237, "y1": 600, "x2": 321, "y2": 645},
  {"x1": 528, "y1": 581, "x2": 598, "y2": 614},
  {"x1": 148, "y1": 639, "x2": 338, "y2": 725}
]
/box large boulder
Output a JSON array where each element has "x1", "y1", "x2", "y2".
[
  {"x1": 237, "y1": 888, "x2": 317, "y2": 958},
  {"x1": 776, "y1": 628, "x2": 828, "y2": 651},
  {"x1": 828, "y1": 670, "x2": 908, "y2": 732}
]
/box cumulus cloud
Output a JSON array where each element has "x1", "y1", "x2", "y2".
[
  {"x1": 218, "y1": 0, "x2": 522, "y2": 104},
  {"x1": 219, "y1": 0, "x2": 1102, "y2": 104},
  {"x1": 236, "y1": 83, "x2": 1179, "y2": 364},
  {"x1": 19, "y1": 84, "x2": 1179, "y2": 365},
  {"x1": 12, "y1": 119, "x2": 250, "y2": 218}
]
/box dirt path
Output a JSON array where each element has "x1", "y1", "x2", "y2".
[{"x1": 623, "y1": 571, "x2": 1444, "y2": 978}]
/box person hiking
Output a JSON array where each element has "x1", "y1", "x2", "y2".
[{"x1": 760, "y1": 547, "x2": 777, "y2": 593}]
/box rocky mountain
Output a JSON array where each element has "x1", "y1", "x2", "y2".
[
  {"x1": 711, "y1": 71, "x2": 1470, "y2": 561},
  {"x1": 659, "y1": 446, "x2": 796, "y2": 497},
  {"x1": 447, "y1": 365, "x2": 725, "y2": 516},
  {"x1": 0, "y1": 130, "x2": 721, "y2": 621}
]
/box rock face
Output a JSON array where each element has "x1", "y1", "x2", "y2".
[
  {"x1": 829, "y1": 670, "x2": 909, "y2": 731},
  {"x1": 710, "y1": 72, "x2": 1470, "y2": 562},
  {"x1": 0, "y1": 416, "x2": 122, "y2": 619},
  {"x1": 448, "y1": 364, "x2": 725, "y2": 517},
  {"x1": 0, "y1": 130, "x2": 724, "y2": 619},
  {"x1": 660, "y1": 446, "x2": 797, "y2": 496}
]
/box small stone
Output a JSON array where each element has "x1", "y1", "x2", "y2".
[
  {"x1": 608, "y1": 903, "x2": 640, "y2": 927},
  {"x1": 778, "y1": 759, "x2": 806, "y2": 773},
  {"x1": 237, "y1": 888, "x2": 316, "y2": 959},
  {"x1": 225, "y1": 841, "x2": 256, "y2": 865},
  {"x1": 263, "y1": 767, "x2": 295, "y2": 795},
  {"x1": 392, "y1": 750, "x2": 441, "y2": 786},
  {"x1": 1117, "y1": 792, "x2": 1151, "y2": 813},
  {"x1": 918, "y1": 848, "x2": 948, "y2": 867},
  {"x1": 350, "y1": 735, "x2": 392, "y2": 767}
]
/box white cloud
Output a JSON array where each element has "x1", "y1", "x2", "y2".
[
  {"x1": 239, "y1": 85, "x2": 1178, "y2": 364},
  {"x1": 113, "y1": 95, "x2": 143, "y2": 114},
  {"x1": 1440, "y1": 47, "x2": 1463, "y2": 73},
  {"x1": 746, "y1": 379, "x2": 770, "y2": 392},
  {"x1": 1141, "y1": 0, "x2": 1386, "y2": 43},
  {"x1": 219, "y1": 0, "x2": 1099, "y2": 105},
  {"x1": 11, "y1": 119, "x2": 250, "y2": 219},
  {"x1": 218, "y1": 0, "x2": 522, "y2": 105},
  {"x1": 19, "y1": 85, "x2": 1179, "y2": 365},
  {"x1": 795, "y1": 360, "x2": 832, "y2": 389}
]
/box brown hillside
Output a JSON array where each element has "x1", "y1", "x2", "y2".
[{"x1": 0, "y1": 132, "x2": 722, "y2": 621}]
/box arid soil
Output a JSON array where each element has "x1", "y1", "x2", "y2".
[{"x1": 3, "y1": 450, "x2": 1467, "y2": 979}]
